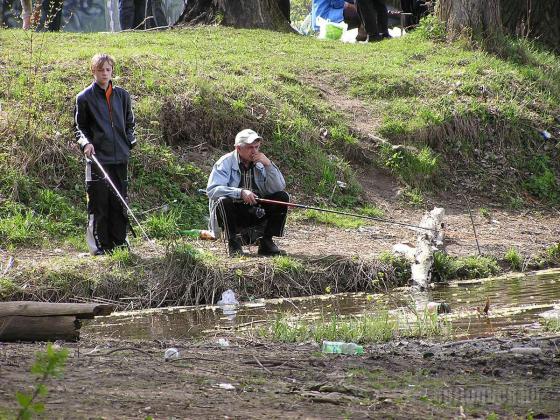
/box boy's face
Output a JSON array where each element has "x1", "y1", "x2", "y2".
[{"x1": 92, "y1": 61, "x2": 113, "y2": 87}]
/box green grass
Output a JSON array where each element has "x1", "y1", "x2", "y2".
[
  {"x1": 1, "y1": 25, "x2": 559, "y2": 248},
  {"x1": 292, "y1": 204, "x2": 384, "y2": 228},
  {"x1": 432, "y1": 252, "x2": 501, "y2": 281},
  {"x1": 256, "y1": 310, "x2": 452, "y2": 344},
  {"x1": 541, "y1": 318, "x2": 560, "y2": 333},
  {"x1": 504, "y1": 247, "x2": 523, "y2": 271}
]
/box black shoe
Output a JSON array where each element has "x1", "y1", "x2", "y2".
[
  {"x1": 258, "y1": 237, "x2": 284, "y2": 256},
  {"x1": 367, "y1": 34, "x2": 383, "y2": 42},
  {"x1": 228, "y1": 238, "x2": 244, "y2": 257}
]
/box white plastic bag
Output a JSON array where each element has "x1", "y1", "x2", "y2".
[{"x1": 217, "y1": 289, "x2": 238, "y2": 306}]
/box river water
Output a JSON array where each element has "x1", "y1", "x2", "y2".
[{"x1": 84, "y1": 268, "x2": 560, "y2": 341}]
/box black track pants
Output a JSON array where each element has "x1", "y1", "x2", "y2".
[
  {"x1": 86, "y1": 162, "x2": 128, "y2": 254},
  {"x1": 356, "y1": 0, "x2": 388, "y2": 37},
  {"x1": 216, "y1": 191, "x2": 289, "y2": 243}
]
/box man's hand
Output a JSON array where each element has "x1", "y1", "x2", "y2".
[
  {"x1": 84, "y1": 144, "x2": 95, "y2": 158},
  {"x1": 241, "y1": 189, "x2": 258, "y2": 205},
  {"x1": 253, "y1": 152, "x2": 271, "y2": 167}
]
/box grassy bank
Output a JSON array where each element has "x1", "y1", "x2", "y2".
[
  {"x1": 2, "y1": 238, "x2": 559, "y2": 307},
  {"x1": 1, "y1": 25, "x2": 560, "y2": 249}
]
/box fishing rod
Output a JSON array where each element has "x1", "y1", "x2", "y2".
[
  {"x1": 90, "y1": 154, "x2": 153, "y2": 242},
  {"x1": 198, "y1": 189, "x2": 435, "y2": 232}
]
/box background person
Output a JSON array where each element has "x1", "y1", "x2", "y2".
[
  {"x1": 74, "y1": 53, "x2": 136, "y2": 255},
  {"x1": 119, "y1": 0, "x2": 145, "y2": 29},
  {"x1": 355, "y1": 0, "x2": 390, "y2": 41},
  {"x1": 206, "y1": 129, "x2": 289, "y2": 257}
]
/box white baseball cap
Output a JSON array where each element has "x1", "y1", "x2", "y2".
[{"x1": 234, "y1": 129, "x2": 262, "y2": 146}]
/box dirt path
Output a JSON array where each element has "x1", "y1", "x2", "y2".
[
  {"x1": 1, "y1": 335, "x2": 559, "y2": 419},
  {"x1": 189, "y1": 205, "x2": 560, "y2": 263}
]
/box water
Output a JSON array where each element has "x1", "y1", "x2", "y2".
[{"x1": 83, "y1": 268, "x2": 560, "y2": 341}]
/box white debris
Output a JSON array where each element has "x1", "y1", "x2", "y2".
[
  {"x1": 217, "y1": 289, "x2": 238, "y2": 306},
  {"x1": 164, "y1": 347, "x2": 180, "y2": 361},
  {"x1": 393, "y1": 207, "x2": 445, "y2": 289},
  {"x1": 217, "y1": 338, "x2": 230, "y2": 347}
]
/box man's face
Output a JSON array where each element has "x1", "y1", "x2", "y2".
[
  {"x1": 236, "y1": 140, "x2": 261, "y2": 163},
  {"x1": 93, "y1": 62, "x2": 113, "y2": 87}
]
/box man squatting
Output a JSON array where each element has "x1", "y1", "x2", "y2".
[{"x1": 206, "y1": 129, "x2": 290, "y2": 257}]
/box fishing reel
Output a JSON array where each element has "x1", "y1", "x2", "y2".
[{"x1": 248, "y1": 205, "x2": 266, "y2": 219}]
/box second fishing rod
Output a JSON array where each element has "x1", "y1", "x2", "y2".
[{"x1": 198, "y1": 189, "x2": 435, "y2": 232}]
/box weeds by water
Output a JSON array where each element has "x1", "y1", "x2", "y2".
[
  {"x1": 256, "y1": 310, "x2": 451, "y2": 344},
  {"x1": 432, "y1": 252, "x2": 501, "y2": 281},
  {"x1": 542, "y1": 318, "x2": 560, "y2": 333}
]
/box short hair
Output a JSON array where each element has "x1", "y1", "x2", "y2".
[{"x1": 90, "y1": 53, "x2": 115, "y2": 73}]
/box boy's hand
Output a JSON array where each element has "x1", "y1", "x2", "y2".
[
  {"x1": 84, "y1": 144, "x2": 95, "y2": 158},
  {"x1": 253, "y1": 152, "x2": 271, "y2": 167}
]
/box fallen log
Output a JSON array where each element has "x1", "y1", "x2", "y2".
[
  {"x1": 0, "y1": 301, "x2": 113, "y2": 319},
  {"x1": 0, "y1": 316, "x2": 80, "y2": 342},
  {"x1": 0, "y1": 301, "x2": 114, "y2": 342}
]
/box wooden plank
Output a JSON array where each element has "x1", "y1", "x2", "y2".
[
  {"x1": 0, "y1": 301, "x2": 113, "y2": 319},
  {"x1": 0, "y1": 316, "x2": 80, "y2": 342}
]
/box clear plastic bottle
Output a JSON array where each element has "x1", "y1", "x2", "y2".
[{"x1": 322, "y1": 340, "x2": 364, "y2": 355}]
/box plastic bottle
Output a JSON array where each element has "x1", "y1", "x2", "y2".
[
  {"x1": 180, "y1": 229, "x2": 201, "y2": 238},
  {"x1": 179, "y1": 229, "x2": 215, "y2": 240},
  {"x1": 321, "y1": 341, "x2": 364, "y2": 355}
]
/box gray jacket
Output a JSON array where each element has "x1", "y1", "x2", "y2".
[{"x1": 206, "y1": 150, "x2": 286, "y2": 237}]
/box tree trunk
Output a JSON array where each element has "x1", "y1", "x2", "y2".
[
  {"x1": 436, "y1": 0, "x2": 502, "y2": 47},
  {"x1": 501, "y1": 0, "x2": 560, "y2": 53},
  {"x1": 178, "y1": 0, "x2": 292, "y2": 32}
]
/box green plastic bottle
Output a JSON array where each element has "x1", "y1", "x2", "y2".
[
  {"x1": 321, "y1": 341, "x2": 364, "y2": 355},
  {"x1": 180, "y1": 229, "x2": 202, "y2": 238}
]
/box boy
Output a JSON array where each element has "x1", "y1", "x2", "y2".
[{"x1": 74, "y1": 53, "x2": 136, "y2": 255}]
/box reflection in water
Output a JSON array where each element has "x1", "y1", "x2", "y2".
[{"x1": 84, "y1": 269, "x2": 560, "y2": 341}]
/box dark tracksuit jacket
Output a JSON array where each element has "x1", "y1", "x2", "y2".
[{"x1": 74, "y1": 81, "x2": 136, "y2": 253}]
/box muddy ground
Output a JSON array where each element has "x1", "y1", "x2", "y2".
[{"x1": 1, "y1": 334, "x2": 559, "y2": 419}]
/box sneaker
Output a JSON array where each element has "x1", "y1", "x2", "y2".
[
  {"x1": 258, "y1": 237, "x2": 285, "y2": 256},
  {"x1": 228, "y1": 238, "x2": 244, "y2": 257}
]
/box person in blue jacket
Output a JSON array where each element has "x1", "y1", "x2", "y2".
[
  {"x1": 312, "y1": 0, "x2": 360, "y2": 32},
  {"x1": 312, "y1": 0, "x2": 389, "y2": 41}
]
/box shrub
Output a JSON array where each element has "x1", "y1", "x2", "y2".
[
  {"x1": 504, "y1": 247, "x2": 522, "y2": 271},
  {"x1": 454, "y1": 256, "x2": 500, "y2": 279}
]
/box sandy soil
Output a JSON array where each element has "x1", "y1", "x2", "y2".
[{"x1": 1, "y1": 335, "x2": 559, "y2": 419}]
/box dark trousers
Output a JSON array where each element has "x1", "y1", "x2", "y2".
[
  {"x1": 277, "y1": 0, "x2": 290, "y2": 22},
  {"x1": 86, "y1": 163, "x2": 128, "y2": 253},
  {"x1": 145, "y1": 0, "x2": 166, "y2": 28},
  {"x1": 356, "y1": 0, "x2": 388, "y2": 37},
  {"x1": 216, "y1": 191, "x2": 289, "y2": 243},
  {"x1": 119, "y1": 0, "x2": 146, "y2": 29},
  {"x1": 38, "y1": 0, "x2": 63, "y2": 31}
]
